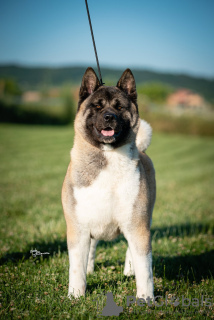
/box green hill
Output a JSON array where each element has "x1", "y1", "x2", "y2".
[{"x1": 0, "y1": 64, "x2": 214, "y2": 102}]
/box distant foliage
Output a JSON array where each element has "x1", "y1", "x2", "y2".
[
  {"x1": 137, "y1": 82, "x2": 173, "y2": 103},
  {"x1": 0, "y1": 78, "x2": 22, "y2": 96},
  {"x1": 62, "y1": 93, "x2": 76, "y2": 126},
  {"x1": 60, "y1": 84, "x2": 77, "y2": 125},
  {"x1": 138, "y1": 108, "x2": 214, "y2": 136},
  {"x1": 1, "y1": 65, "x2": 214, "y2": 102},
  {"x1": 0, "y1": 93, "x2": 76, "y2": 125}
]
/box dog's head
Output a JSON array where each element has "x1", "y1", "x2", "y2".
[{"x1": 75, "y1": 67, "x2": 139, "y2": 149}]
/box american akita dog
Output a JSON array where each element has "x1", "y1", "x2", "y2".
[{"x1": 62, "y1": 67, "x2": 156, "y2": 300}]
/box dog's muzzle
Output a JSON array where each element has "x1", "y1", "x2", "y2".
[
  {"x1": 103, "y1": 112, "x2": 117, "y2": 122},
  {"x1": 101, "y1": 113, "x2": 118, "y2": 137}
]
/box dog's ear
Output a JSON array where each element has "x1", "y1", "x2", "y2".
[
  {"x1": 79, "y1": 67, "x2": 100, "y2": 105},
  {"x1": 117, "y1": 69, "x2": 137, "y2": 103}
]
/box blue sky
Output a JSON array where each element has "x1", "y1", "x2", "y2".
[{"x1": 0, "y1": 0, "x2": 214, "y2": 78}]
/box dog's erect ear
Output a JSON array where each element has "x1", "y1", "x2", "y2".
[
  {"x1": 79, "y1": 67, "x2": 100, "y2": 105},
  {"x1": 117, "y1": 69, "x2": 137, "y2": 103}
]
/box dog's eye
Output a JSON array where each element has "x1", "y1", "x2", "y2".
[
  {"x1": 96, "y1": 105, "x2": 101, "y2": 109},
  {"x1": 116, "y1": 105, "x2": 122, "y2": 110}
]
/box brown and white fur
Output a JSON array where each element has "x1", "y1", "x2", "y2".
[{"x1": 62, "y1": 67, "x2": 156, "y2": 300}]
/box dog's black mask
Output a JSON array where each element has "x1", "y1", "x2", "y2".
[{"x1": 77, "y1": 67, "x2": 139, "y2": 148}]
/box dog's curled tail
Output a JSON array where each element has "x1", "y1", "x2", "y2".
[{"x1": 136, "y1": 119, "x2": 152, "y2": 152}]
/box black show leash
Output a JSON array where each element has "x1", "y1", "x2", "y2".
[{"x1": 85, "y1": 0, "x2": 104, "y2": 85}]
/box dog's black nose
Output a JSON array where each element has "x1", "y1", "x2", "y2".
[{"x1": 104, "y1": 113, "x2": 116, "y2": 122}]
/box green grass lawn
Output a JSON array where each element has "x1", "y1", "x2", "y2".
[{"x1": 0, "y1": 124, "x2": 213, "y2": 319}]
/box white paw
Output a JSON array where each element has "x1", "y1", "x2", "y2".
[
  {"x1": 86, "y1": 265, "x2": 94, "y2": 275},
  {"x1": 68, "y1": 284, "x2": 86, "y2": 299},
  {"x1": 124, "y1": 262, "x2": 135, "y2": 276},
  {"x1": 68, "y1": 292, "x2": 74, "y2": 300},
  {"x1": 136, "y1": 288, "x2": 154, "y2": 302},
  {"x1": 68, "y1": 291, "x2": 84, "y2": 299},
  {"x1": 136, "y1": 293, "x2": 154, "y2": 301},
  {"x1": 124, "y1": 268, "x2": 135, "y2": 276}
]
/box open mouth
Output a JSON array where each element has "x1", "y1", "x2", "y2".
[
  {"x1": 101, "y1": 127, "x2": 115, "y2": 137},
  {"x1": 93, "y1": 126, "x2": 121, "y2": 139}
]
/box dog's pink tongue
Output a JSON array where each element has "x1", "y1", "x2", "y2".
[{"x1": 101, "y1": 129, "x2": 115, "y2": 137}]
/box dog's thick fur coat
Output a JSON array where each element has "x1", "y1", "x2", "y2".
[{"x1": 62, "y1": 68, "x2": 156, "y2": 299}]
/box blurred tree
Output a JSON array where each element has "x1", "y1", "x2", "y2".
[
  {"x1": 0, "y1": 78, "x2": 22, "y2": 96},
  {"x1": 137, "y1": 82, "x2": 173, "y2": 103},
  {"x1": 60, "y1": 85, "x2": 76, "y2": 124}
]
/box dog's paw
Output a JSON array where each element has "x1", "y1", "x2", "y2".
[
  {"x1": 124, "y1": 268, "x2": 135, "y2": 276},
  {"x1": 86, "y1": 266, "x2": 94, "y2": 275},
  {"x1": 124, "y1": 263, "x2": 135, "y2": 276},
  {"x1": 68, "y1": 291, "x2": 85, "y2": 300},
  {"x1": 136, "y1": 290, "x2": 154, "y2": 303},
  {"x1": 67, "y1": 292, "x2": 74, "y2": 300},
  {"x1": 68, "y1": 284, "x2": 86, "y2": 299}
]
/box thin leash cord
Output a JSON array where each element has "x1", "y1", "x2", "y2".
[{"x1": 85, "y1": 0, "x2": 104, "y2": 85}]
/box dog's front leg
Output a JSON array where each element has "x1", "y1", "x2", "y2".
[
  {"x1": 125, "y1": 230, "x2": 154, "y2": 301},
  {"x1": 68, "y1": 234, "x2": 91, "y2": 298}
]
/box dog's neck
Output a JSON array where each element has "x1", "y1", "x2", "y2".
[
  {"x1": 71, "y1": 131, "x2": 138, "y2": 162},
  {"x1": 101, "y1": 143, "x2": 114, "y2": 151}
]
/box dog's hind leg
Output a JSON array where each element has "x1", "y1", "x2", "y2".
[
  {"x1": 87, "y1": 239, "x2": 98, "y2": 274},
  {"x1": 124, "y1": 247, "x2": 135, "y2": 276}
]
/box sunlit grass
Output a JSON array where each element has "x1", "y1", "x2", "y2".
[{"x1": 0, "y1": 124, "x2": 213, "y2": 319}]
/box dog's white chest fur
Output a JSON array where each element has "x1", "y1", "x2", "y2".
[{"x1": 73, "y1": 144, "x2": 140, "y2": 240}]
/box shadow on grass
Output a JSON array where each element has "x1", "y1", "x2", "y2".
[
  {"x1": 87, "y1": 278, "x2": 124, "y2": 295},
  {"x1": 85, "y1": 251, "x2": 214, "y2": 298},
  {"x1": 153, "y1": 250, "x2": 214, "y2": 283},
  {"x1": 151, "y1": 222, "x2": 213, "y2": 240},
  {"x1": 85, "y1": 250, "x2": 214, "y2": 295},
  {"x1": 0, "y1": 223, "x2": 213, "y2": 284},
  {"x1": 0, "y1": 238, "x2": 67, "y2": 266}
]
